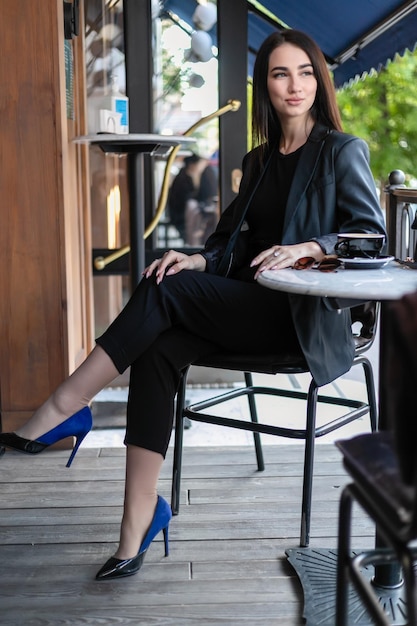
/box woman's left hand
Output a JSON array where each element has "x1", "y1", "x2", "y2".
[
  {"x1": 143, "y1": 250, "x2": 207, "y2": 284},
  {"x1": 251, "y1": 242, "x2": 324, "y2": 279}
]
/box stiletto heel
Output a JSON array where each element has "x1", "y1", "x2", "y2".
[
  {"x1": 163, "y1": 525, "x2": 169, "y2": 557},
  {"x1": 95, "y1": 495, "x2": 172, "y2": 580},
  {"x1": 0, "y1": 406, "x2": 92, "y2": 467},
  {"x1": 64, "y1": 428, "x2": 91, "y2": 468}
]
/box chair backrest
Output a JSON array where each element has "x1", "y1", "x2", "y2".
[{"x1": 350, "y1": 301, "x2": 379, "y2": 352}]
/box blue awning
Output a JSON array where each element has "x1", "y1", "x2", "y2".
[{"x1": 162, "y1": 0, "x2": 417, "y2": 87}]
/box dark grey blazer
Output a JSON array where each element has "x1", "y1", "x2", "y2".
[{"x1": 200, "y1": 123, "x2": 387, "y2": 386}]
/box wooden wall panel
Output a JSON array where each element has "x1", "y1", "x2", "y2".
[{"x1": 0, "y1": 0, "x2": 92, "y2": 437}]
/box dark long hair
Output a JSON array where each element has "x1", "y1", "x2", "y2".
[{"x1": 252, "y1": 29, "x2": 343, "y2": 150}]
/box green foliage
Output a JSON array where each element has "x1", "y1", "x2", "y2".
[
  {"x1": 336, "y1": 48, "x2": 417, "y2": 186},
  {"x1": 160, "y1": 46, "x2": 191, "y2": 101}
]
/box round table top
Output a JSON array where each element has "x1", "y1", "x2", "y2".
[
  {"x1": 257, "y1": 260, "x2": 417, "y2": 301},
  {"x1": 73, "y1": 133, "x2": 195, "y2": 156}
]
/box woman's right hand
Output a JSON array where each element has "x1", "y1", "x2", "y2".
[{"x1": 143, "y1": 251, "x2": 207, "y2": 284}]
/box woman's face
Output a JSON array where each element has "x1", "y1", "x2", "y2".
[{"x1": 267, "y1": 43, "x2": 317, "y2": 123}]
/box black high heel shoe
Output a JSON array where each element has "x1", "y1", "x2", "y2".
[
  {"x1": 95, "y1": 495, "x2": 172, "y2": 580},
  {"x1": 0, "y1": 406, "x2": 92, "y2": 468}
]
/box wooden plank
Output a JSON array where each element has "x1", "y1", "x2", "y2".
[
  {"x1": 0, "y1": 577, "x2": 300, "y2": 605},
  {"x1": 0, "y1": 535, "x2": 375, "y2": 564},
  {"x1": 0, "y1": 500, "x2": 370, "y2": 526},
  {"x1": 0, "y1": 461, "x2": 348, "y2": 484},
  {"x1": 0, "y1": 441, "x2": 346, "y2": 465},
  {"x1": 1, "y1": 605, "x2": 304, "y2": 626},
  {"x1": 0, "y1": 517, "x2": 375, "y2": 545}
]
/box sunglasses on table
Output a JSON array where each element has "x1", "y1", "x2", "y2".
[{"x1": 293, "y1": 255, "x2": 342, "y2": 272}]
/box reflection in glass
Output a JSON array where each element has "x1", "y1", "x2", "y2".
[
  {"x1": 153, "y1": 3, "x2": 220, "y2": 249},
  {"x1": 84, "y1": 0, "x2": 129, "y2": 334}
]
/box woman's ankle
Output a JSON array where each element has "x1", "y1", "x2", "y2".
[
  {"x1": 115, "y1": 494, "x2": 158, "y2": 560},
  {"x1": 16, "y1": 409, "x2": 65, "y2": 440}
]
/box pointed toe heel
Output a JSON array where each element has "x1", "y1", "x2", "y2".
[
  {"x1": 95, "y1": 553, "x2": 146, "y2": 580},
  {"x1": 0, "y1": 406, "x2": 92, "y2": 467},
  {"x1": 95, "y1": 495, "x2": 172, "y2": 580}
]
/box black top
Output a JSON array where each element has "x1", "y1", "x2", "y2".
[{"x1": 234, "y1": 145, "x2": 303, "y2": 281}]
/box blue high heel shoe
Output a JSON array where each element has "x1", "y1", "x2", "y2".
[
  {"x1": 0, "y1": 406, "x2": 92, "y2": 468},
  {"x1": 95, "y1": 495, "x2": 172, "y2": 580}
]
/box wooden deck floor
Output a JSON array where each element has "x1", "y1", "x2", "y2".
[{"x1": 0, "y1": 442, "x2": 375, "y2": 626}]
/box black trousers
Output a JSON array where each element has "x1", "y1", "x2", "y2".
[{"x1": 96, "y1": 270, "x2": 300, "y2": 456}]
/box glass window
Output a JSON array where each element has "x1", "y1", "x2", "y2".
[
  {"x1": 153, "y1": 3, "x2": 220, "y2": 249},
  {"x1": 84, "y1": 0, "x2": 129, "y2": 334}
]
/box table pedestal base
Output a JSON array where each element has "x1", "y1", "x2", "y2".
[{"x1": 286, "y1": 548, "x2": 407, "y2": 625}]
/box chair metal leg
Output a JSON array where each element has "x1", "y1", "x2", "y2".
[
  {"x1": 171, "y1": 368, "x2": 189, "y2": 515},
  {"x1": 244, "y1": 372, "x2": 265, "y2": 471},
  {"x1": 170, "y1": 350, "x2": 378, "y2": 550},
  {"x1": 358, "y1": 356, "x2": 378, "y2": 431},
  {"x1": 336, "y1": 485, "x2": 355, "y2": 626},
  {"x1": 299, "y1": 380, "x2": 318, "y2": 547},
  {"x1": 402, "y1": 549, "x2": 417, "y2": 626},
  {"x1": 338, "y1": 486, "x2": 395, "y2": 626}
]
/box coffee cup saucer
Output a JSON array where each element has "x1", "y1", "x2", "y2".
[{"x1": 340, "y1": 255, "x2": 394, "y2": 270}]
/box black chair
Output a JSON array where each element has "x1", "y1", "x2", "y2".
[
  {"x1": 336, "y1": 295, "x2": 417, "y2": 625},
  {"x1": 171, "y1": 302, "x2": 379, "y2": 547}
]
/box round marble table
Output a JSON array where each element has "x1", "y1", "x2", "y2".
[
  {"x1": 258, "y1": 260, "x2": 417, "y2": 301},
  {"x1": 258, "y1": 259, "x2": 417, "y2": 623}
]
